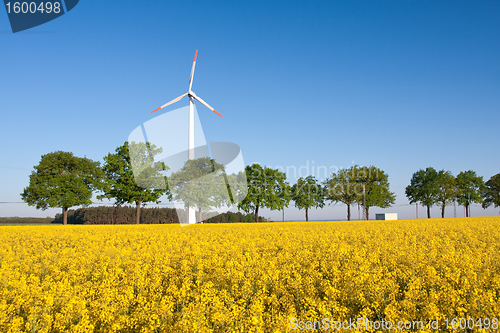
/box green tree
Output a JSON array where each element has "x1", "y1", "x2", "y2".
[
  {"x1": 238, "y1": 164, "x2": 290, "y2": 222},
  {"x1": 21, "y1": 151, "x2": 104, "y2": 225},
  {"x1": 225, "y1": 170, "x2": 249, "y2": 207},
  {"x1": 99, "y1": 141, "x2": 169, "y2": 224},
  {"x1": 405, "y1": 167, "x2": 439, "y2": 218},
  {"x1": 357, "y1": 166, "x2": 396, "y2": 220},
  {"x1": 168, "y1": 157, "x2": 229, "y2": 222},
  {"x1": 482, "y1": 173, "x2": 500, "y2": 209},
  {"x1": 228, "y1": 213, "x2": 239, "y2": 223},
  {"x1": 291, "y1": 176, "x2": 325, "y2": 221},
  {"x1": 324, "y1": 166, "x2": 362, "y2": 221},
  {"x1": 456, "y1": 170, "x2": 484, "y2": 217},
  {"x1": 435, "y1": 170, "x2": 456, "y2": 218}
]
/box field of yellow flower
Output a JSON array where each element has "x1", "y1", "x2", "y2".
[{"x1": 0, "y1": 217, "x2": 499, "y2": 332}]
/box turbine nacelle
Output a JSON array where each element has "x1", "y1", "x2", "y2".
[{"x1": 151, "y1": 50, "x2": 222, "y2": 118}]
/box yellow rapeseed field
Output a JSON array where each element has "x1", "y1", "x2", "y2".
[{"x1": 0, "y1": 217, "x2": 499, "y2": 332}]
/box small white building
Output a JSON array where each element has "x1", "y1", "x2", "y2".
[{"x1": 375, "y1": 213, "x2": 398, "y2": 220}]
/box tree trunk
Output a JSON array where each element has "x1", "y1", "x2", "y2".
[
  {"x1": 306, "y1": 208, "x2": 309, "y2": 222},
  {"x1": 347, "y1": 204, "x2": 351, "y2": 221},
  {"x1": 199, "y1": 207, "x2": 203, "y2": 223},
  {"x1": 63, "y1": 207, "x2": 68, "y2": 225},
  {"x1": 362, "y1": 184, "x2": 366, "y2": 220},
  {"x1": 255, "y1": 205, "x2": 259, "y2": 223},
  {"x1": 465, "y1": 201, "x2": 469, "y2": 217},
  {"x1": 136, "y1": 201, "x2": 141, "y2": 224},
  {"x1": 427, "y1": 205, "x2": 431, "y2": 218}
]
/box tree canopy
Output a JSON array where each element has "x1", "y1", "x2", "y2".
[
  {"x1": 405, "y1": 167, "x2": 439, "y2": 218},
  {"x1": 21, "y1": 151, "x2": 104, "y2": 225},
  {"x1": 482, "y1": 173, "x2": 500, "y2": 209},
  {"x1": 357, "y1": 166, "x2": 396, "y2": 220},
  {"x1": 456, "y1": 170, "x2": 484, "y2": 217},
  {"x1": 168, "y1": 157, "x2": 230, "y2": 222},
  {"x1": 435, "y1": 170, "x2": 456, "y2": 218},
  {"x1": 99, "y1": 141, "x2": 169, "y2": 224},
  {"x1": 324, "y1": 166, "x2": 362, "y2": 221},
  {"x1": 290, "y1": 176, "x2": 325, "y2": 221},
  {"x1": 237, "y1": 164, "x2": 290, "y2": 222}
]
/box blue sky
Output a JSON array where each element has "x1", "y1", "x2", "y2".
[{"x1": 1, "y1": 0, "x2": 499, "y2": 220}]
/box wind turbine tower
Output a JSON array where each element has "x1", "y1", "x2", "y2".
[{"x1": 151, "y1": 50, "x2": 223, "y2": 224}]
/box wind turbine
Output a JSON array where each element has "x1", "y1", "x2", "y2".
[{"x1": 151, "y1": 50, "x2": 222, "y2": 225}]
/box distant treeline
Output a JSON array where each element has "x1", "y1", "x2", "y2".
[
  {"x1": 205, "y1": 211, "x2": 267, "y2": 223},
  {"x1": 53, "y1": 206, "x2": 179, "y2": 224},
  {"x1": 52, "y1": 207, "x2": 267, "y2": 224},
  {"x1": 0, "y1": 217, "x2": 53, "y2": 224}
]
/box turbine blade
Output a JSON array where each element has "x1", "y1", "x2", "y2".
[
  {"x1": 192, "y1": 92, "x2": 223, "y2": 118},
  {"x1": 151, "y1": 93, "x2": 188, "y2": 113},
  {"x1": 188, "y1": 50, "x2": 198, "y2": 91}
]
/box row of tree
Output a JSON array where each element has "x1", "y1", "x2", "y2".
[
  {"x1": 22, "y1": 142, "x2": 499, "y2": 224},
  {"x1": 52, "y1": 207, "x2": 266, "y2": 224},
  {"x1": 21, "y1": 143, "x2": 169, "y2": 225},
  {"x1": 21, "y1": 143, "x2": 397, "y2": 224},
  {"x1": 239, "y1": 164, "x2": 396, "y2": 222},
  {"x1": 405, "y1": 167, "x2": 500, "y2": 218}
]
